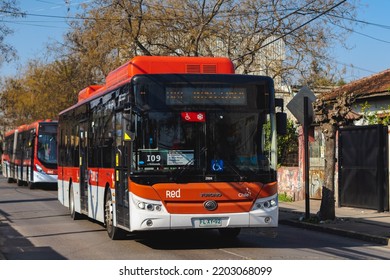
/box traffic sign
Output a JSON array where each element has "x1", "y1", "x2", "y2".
[{"x1": 286, "y1": 86, "x2": 317, "y2": 125}]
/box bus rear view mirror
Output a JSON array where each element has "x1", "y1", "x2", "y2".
[{"x1": 276, "y1": 112, "x2": 287, "y2": 135}]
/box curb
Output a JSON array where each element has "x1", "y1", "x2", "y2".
[{"x1": 280, "y1": 219, "x2": 390, "y2": 246}]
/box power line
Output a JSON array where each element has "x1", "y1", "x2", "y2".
[
  {"x1": 335, "y1": 60, "x2": 378, "y2": 74},
  {"x1": 332, "y1": 21, "x2": 390, "y2": 44},
  {"x1": 0, "y1": 1, "x2": 338, "y2": 22},
  {"x1": 2, "y1": 0, "x2": 390, "y2": 33},
  {"x1": 259, "y1": 0, "x2": 347, "y2": 49},
  {"x1": 2, "y1": 20, "x2": 66, "y2": 29},
  {"x1": 327, "y1": 12, "x2": 390, "y2": 30}
]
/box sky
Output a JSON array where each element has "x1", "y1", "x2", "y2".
[{"x1": 0, "y1": 0, "x2": 390, "y2": 82}]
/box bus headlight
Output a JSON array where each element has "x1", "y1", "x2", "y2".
[
  {"x1": 132, "y1": 194, "x2": 165, "y2": 212},
  {"x1": 135, "y1": 200, "x2": 163, "y2": 212},
  {"x1": 35, "y1": 164, "x2": 46, "y2": 174},
  {"x1": 251, "y1": 198, "x2": 278, "y2": 211}
]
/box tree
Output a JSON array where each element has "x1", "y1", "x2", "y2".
[
  {"x1": 302, "y1": 60, "x2": 347, "y2": 88},
  {"x1": 313, "y1": 93, "x2": 355, "y2": 220},
  {"x1": 0, "y1": 0, "x2": 23, "y2": 67},
  {"x1": 61, "y1": 0, "x2": 358, "y2": 84},
  {"x1": 0, "y1": 58, "x2": 86, "y2": 126}
]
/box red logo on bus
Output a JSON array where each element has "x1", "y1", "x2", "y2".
[{"x1": 181, "y1": 112, "x2": 206, "y2": 122}]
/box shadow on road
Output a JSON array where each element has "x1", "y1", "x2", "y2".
[
  {"x1": 129, "y1": 228, "x2": 275, "y2": 250},
  {"x1": 0, "y1": 222, "x2": 66, "y2": 260}
]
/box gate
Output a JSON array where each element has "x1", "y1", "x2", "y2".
[{"x1": 338, "y1": 125, "x2": 389, "y2": 211}]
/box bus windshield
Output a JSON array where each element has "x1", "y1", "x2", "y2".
[
  {"x1": 135, "y1": 111, "x2": 269, "y2": 173},
  {"x1": 131, "y1": 74, "x2": 275, "y2": 182},
  {"x1": 37, "y1": 132, "x2": 57, "y2": 165}
]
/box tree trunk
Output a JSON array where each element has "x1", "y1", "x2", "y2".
[{"x1": 318, "y1": 123, "x2": 336, "y2": 220}]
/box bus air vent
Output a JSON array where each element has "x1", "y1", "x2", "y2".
[
  {"x1": 186, "y1": 64, "x2": 201, "y2": 73},
  {"x1": 203, "y1": 64, "x2": 217, "y2": 73}
]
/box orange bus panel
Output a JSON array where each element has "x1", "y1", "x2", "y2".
[
  {"x1": 105, "y1": 56, "x2": 235, "y2": 89},
  {"x1": 78, "y1": 85, "x2": 104, "y2": 102}
]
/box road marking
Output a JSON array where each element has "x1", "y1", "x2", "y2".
[{"x1": 218, "y1": 248, "x2": 251, "y2": 259}]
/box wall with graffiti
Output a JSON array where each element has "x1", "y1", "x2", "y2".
[
  {"x1": 277, "y1": 166, "x2": 325, "y2": 201},
  {"x1": 277, "y1": 127, "x2": 329, "y2": 201}
]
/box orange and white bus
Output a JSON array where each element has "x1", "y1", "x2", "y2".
[
  {"x1": 2, "y1": 120, "x2": 58, "y2": 188},
  {"x1": 57, "y1": 56, "x2": 286, "y2": 239}
]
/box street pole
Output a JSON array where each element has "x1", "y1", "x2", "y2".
[{"x1": 304, "y1": 96, "x2": 310, "y2": 220}]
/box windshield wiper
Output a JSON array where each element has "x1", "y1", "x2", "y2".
[
  {"x1": 220, "y1": 158, "x2": 247, "y2": 181},
  {"x1": 171, "y1": 147, "x2": 207, "y2": 182}
]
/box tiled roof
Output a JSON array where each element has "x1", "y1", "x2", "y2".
[{"x1": 323, "y1": 69, "x2": 390, "y2": 100}]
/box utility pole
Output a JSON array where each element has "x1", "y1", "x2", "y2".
[{"x1": 303, "y1": 96, "x2": 310, "y2": 219}]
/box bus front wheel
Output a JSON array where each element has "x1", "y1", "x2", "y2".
[
  {"x1": 104, "y1": 190, "x2": 125, "y2": 240},
  {"x1": 69, "y1": 184, "x2": 81, "y2": 220}
]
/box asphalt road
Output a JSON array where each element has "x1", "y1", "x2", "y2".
[{"x1": 1, "y1": 177, "x2": 390, "y2": 260}]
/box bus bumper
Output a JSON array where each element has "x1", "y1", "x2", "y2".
[
  {"x1": 129, "y1": 193, "x2": 278, "y2": 232},
  {"x1": 33, "y1": 171, "x2": 57, "y2": 184}
]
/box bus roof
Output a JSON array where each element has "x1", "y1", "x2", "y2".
[
  {"x1": 4, "y1": 119, "x2": 57, "y2": 136},
  {"x1": 77, "y1": 56, "x2": 235, "y2": 102},
  {"x1": 4, "y1": 129, "x2": 17, "y2": 138},
  {"x1": 26, "y1": 119, "x2": 57, "y2": 131}
]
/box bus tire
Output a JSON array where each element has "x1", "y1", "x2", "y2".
[
  {"x1": 104, "y1": 190, "x2": 125, "y2": 240},
  {"x1": 218, "y1": 228, "x2": 241, "y2": 238},
  {"x1": 7, "y1": 178, "x2": 14, "y2": 183},
  {"x1": 28, "y1": 182, "x2": 35, "y2": 189},
  {"x1": 69, "y1": 184, "x2": 81, "y2": 220},
  {"x1": 17, "y1": 179, "x2": 23, "y2": 186}
]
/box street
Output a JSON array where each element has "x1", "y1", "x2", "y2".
[{"x1": 0, "y1": 177, "x2": 390, "y2": 260}]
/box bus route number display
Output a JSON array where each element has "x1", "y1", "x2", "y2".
[
  {"x1": 138, "y1": 150, "x2": 194, "y2": 167},
  {"x1": 166, "y1": 87, "x2": 247, "y2": 105}
]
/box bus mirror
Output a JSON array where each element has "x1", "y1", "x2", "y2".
[
  {"x1": 276, "y1": 112, "x2": 287, "y2": 135},
  {"x1": 275, "y1": 98, "x2": 284, "y2": 108}
]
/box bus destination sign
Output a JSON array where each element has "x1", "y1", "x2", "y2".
[{"x1": 166, "y1": 87, "x2": 247, "y2": 105}]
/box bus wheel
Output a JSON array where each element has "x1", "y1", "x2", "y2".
[
  {"x1": 17, "y1": 179, "x2": 23, "y2": 186},
  {"x1": 28, "y1": 182, "x2": 35, "y2": 189},
  {"x1": 104, "y1": 191, "x2": 125, "y2": 240},
  {"x1": 69, "y1": 184, "x2": 81, "y2": 220},
  {"x1": 218, "y1": 228, "x2": 241, "y2": 238},
  {"x1": 7, "y1": 178, "x2": 14, "y2": 183}
]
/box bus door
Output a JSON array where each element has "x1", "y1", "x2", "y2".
[
  {"x1": 29, "y1": 129, "x2": 35, "y2": 184},
  {"x1": 114, "y1": 111, "x2": 131, "y2": 228},
  {"x1": 79, "y1": 122, "x2": 89, "y2": 214},
  {"x1": 17, "y1": 133, "x2": 25, "y2": 185}
]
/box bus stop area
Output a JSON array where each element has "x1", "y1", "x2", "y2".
[{"x1": 0, "y1": 199, "x2": 389, "y2": 260}]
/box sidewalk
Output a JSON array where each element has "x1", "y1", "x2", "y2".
[{"x1": 280, "y1": 199, "x2": 390, "y2": 246}]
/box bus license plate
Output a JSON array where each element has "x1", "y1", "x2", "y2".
[{"x1": 199, "y1": 218, "x2": 222, "y2": 227}]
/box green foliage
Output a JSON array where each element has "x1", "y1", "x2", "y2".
[
  {"x1": 264, "y1": 118, "x2": 299, "y2": 166},
  {"x1": 336, "y1": 79, "x2": 347, "y2": 86},
  {"x1": 278, "y1": 192, "x2": 294, "y2": 202},
  {"x1": 360, "y1": 101, "x2": 390, "y2": 125}
]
